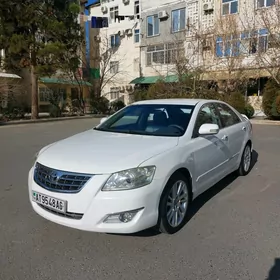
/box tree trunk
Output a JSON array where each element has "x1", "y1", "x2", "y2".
[{"x1": 31, "y1": 63, "x2": 38, "y2": 119}]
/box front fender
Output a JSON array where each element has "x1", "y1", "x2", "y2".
[{"x1": 139, "y1": 146, "x2": 196, "y2": 206}]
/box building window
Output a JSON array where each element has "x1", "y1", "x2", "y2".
[
  {"x1": 110, "y1": 61, "x2": 119, "y2": 74},
  {"x1": 39, "y1": 87, "x2": 51, "y2": 102},
  {"x1": 0, "y1": 49, "x2": 4, "y2": 67},
  {"x1": 222, "y1": 0, "x2": 238, "y2": 15},
  {"x1": 147, "y1": 14, "x2": 159, "y2": 37},
  {"x1": 257, "y1": 0, "x2": 275, "y2": 8},
  {"x1": 134, "y1": 1, "x2": 140, "y2": 19},
  {"x1": 134, "y1": 29, "x2": 140, "y2": 43},
  {"x1": 110, "y1": 87, "x2": 120, "y2": 99},
  {"x1": 146, "y1": 42, "x2": 184, "y2": 66},
  {"x1": 110, "y1": 34, "x2": 120, "y2": 47},
  {"x1": 109, "y1": 6, "x2": 119, "y2": 23},
  {"x1": 215, "y1": 29, "x2": 269, "y2": 57},
  {"x1": 39, "y1": 87, "x2": 66, "y2": 103},
  {"x1": 171, "y1": 8, "x2": 186, "y2": 33}
]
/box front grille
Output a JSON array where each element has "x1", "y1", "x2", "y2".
[
  {"x1": 38, "y1": 204, "x2": 83, "y2": 220},
  {"x1": 34, "y1": 163, "x2": 92, "y2": 193}
]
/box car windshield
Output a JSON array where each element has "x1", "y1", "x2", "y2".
[{"x1": 95, "y1": 104, "x2": 195, "y2": 137}]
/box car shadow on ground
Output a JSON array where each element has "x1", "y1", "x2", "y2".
[
  {"x1": 109, "y1": 150, "x2": 259, "y2": 238},
  {"x1": 266, "y1": 258, "x2": 280, "y2": 280}
]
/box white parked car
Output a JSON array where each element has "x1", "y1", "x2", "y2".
[{"x1": 28, "y1": 99, "x2": 253, "y2": 234}]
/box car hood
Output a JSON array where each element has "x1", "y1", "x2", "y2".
[{"x1": 37, "y1": 129, "x2": 179, "y2": 174}]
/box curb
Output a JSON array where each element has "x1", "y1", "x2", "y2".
[
  {"x1": 250, "y1": 119, "x2": 280, "y2": 125},
  {"x1": 0, "y1": 115, "x2": 106, "y2": 127}
]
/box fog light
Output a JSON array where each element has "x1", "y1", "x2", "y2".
[
  {"x1": 103, "y1": 208, "x2": 143, "y2": 223},
  {"x1": 119, "y1": 212, "x2": 136, "y2": 223}
]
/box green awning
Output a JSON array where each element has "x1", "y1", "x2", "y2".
[
  {"x1": 40, "y1": 77, "x2": 92, "y2": 86},
  {"x1": 130, "y1": 74, "x2": 190, "y2": 84},
  {"x1": 130, "y1": 76, "x2": 161, "y2": 84}
]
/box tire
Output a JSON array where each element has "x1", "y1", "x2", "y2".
[
  {"x1": 236, "y1": 143, "x2": 252, "y2": 176},
  {"x1": 157, "y1": 172, "x2": 191, "y2": 234}
]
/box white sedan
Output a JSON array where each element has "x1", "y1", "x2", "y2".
[{"x1": 28, "y1": 99, "x2": 253, "y2": 234}]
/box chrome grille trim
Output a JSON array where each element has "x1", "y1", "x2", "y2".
[
  {"x1": 34, "y1": 163, "x2": 93, "y2": 193},
  {"x1": 37, "y1": 204, "x2": 83, "y2": 220}
]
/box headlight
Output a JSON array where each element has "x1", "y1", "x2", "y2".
[{"x1": 102, "y1": 166, "x2": 156, "y2": 191}]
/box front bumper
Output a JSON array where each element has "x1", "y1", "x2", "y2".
[{"x1": 28, "y1": 167, "x2": 161, "y2": 234}]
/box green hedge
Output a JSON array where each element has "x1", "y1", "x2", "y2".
[{"x1": 262, "y1": 79, "x2": 280, "y2": 119}]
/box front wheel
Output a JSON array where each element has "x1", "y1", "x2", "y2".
[
  {"x1": 157, "y1": 173, "x2": 191, "y2": 234},
  {"x1": 236, "y1": 143, "x2": 252, "y2": 176}
]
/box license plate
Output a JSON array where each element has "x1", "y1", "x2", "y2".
[{"x1": 32, "y1": 191, "x2": 67, "y2": 213}]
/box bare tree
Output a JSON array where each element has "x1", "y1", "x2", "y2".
[
  {"x1": 252, "y1": 5, "x2": 280, "y2": 84},
  {"x1": 0, "y1": 77, "x2": 23, "y2": 110},
  {"x1": 96, "y1": 35, "x2": 129, "y2": 99}
]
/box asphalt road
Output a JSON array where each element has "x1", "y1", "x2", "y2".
[{"x1": 0, "y1": 120, "x2": 279, "y2": 280}]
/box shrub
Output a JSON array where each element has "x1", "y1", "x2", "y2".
[
  {"x1": 225, "y1": 92, "x2": 246, "y2": 114},
  {"x1": 133, "y1": 88, "x2": 149, "y2": 102},
  {"x1": 111, "y1": 100, "x2": 125, "y2": 112},
  {"x1": 49, "y1": 105, "x2": 62, "y2": 118},
  {"x1": 270, "y1": 95, "x2": 280, "y2": 119},
  {"x1": 262, "y1": 79, "x2": 280, "y2": 119},
  {"x1": 90, "y1": 95, "x2": 109, "y2": 114},
  {"x1": 147, "y1": 81, "x2": 170, "y2": 99},
  {"x1": 244, "y1": 104, "x2": 255, "y2": 119}
]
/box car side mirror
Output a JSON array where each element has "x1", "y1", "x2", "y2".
[
  {"x1": 198, "y1": 123, "x2": 219, "y2": 135},
  {"x1": 100, "y1": 117, "x2": 108, "y2": 124}
]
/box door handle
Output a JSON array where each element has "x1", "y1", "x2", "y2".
[
  {"x1": 221, "y1": 135, "x2": 228, "y2": 141},
  {"x1": 242, "y1": 126, "x2": 247, "y2": 131}
]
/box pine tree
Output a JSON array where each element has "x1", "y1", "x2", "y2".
[{"x1": 0, "y1": 0, "x2": 83, "y2": 119}]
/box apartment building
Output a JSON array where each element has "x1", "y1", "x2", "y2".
[
  {"x1": 128, "y1": 0, "x2": 216, "y2": 85},
  {"x1": 86, "y1": 0, "x2": 141, "y2": 104},
  {"x1": 85, "y1": 0, "x2": 278, "y2": 111}
]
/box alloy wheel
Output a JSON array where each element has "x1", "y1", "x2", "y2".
[{"x1": 166, "y1": 180, "x2": 189, "y2": 228}]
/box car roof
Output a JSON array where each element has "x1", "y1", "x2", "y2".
[{"x1": 132, "y1": 98, "x2": 221, "y2": 106}]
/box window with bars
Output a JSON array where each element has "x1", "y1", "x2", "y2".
[
  {"x1": 222, "y1": 0, "x2": 238, "y2": 15},
  {"x1": 110, "y1": 61, "x2": 119, "y2": 74},
  {"x1": 215, "y1": 29, "x2": 269, "y2": 57},
  {"x1": 39, "y1": 87, "x2": 67, "y2": 102},
  {"x1": 146, "y1": 43, "x2": 185, "y2": 66},
  {"x1": 110, "y1": 87, "x2": 120, "y2": 99},
  {"x1": 39, "y1": 87, "x2": 52, "y2": 102}
]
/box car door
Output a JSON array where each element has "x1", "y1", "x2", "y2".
[
  {"x1": 214, "y1": 102, "x2": 246, "y2": 171},
  {"x1": 191, "y1": 103, "x2": 231, "y2": 195}
]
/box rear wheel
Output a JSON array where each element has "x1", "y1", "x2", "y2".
[
  {"x1": 237, "y1": 143, "x2": 252, "y2": 176},
  {"x1": 158, "y1": 172, "x2": 191, "y2": 234}
]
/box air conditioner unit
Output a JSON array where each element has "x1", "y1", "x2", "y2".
[
  {"x1": 123, "y1": 0, "x2": 130, "y2": 4},
  {"x1": 126, "y1": 29, "x2": 133, "y2": 35},
  {"x1": 203, "y1": 3, "x2": 214, "y2": 11},
  {"x1": 118, "y1": 30, "x2": 125, "y2": 37},
  {"x1": 158, "y1": 10, "x2": 168, "y2": 19},
  {"x1": 101, "y1": 6, "x2": 108, "y2": 13}
]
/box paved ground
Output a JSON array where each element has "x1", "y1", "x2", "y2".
[{"x1": 0, "y1": 120, "x2": 279, "y2": 280}]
